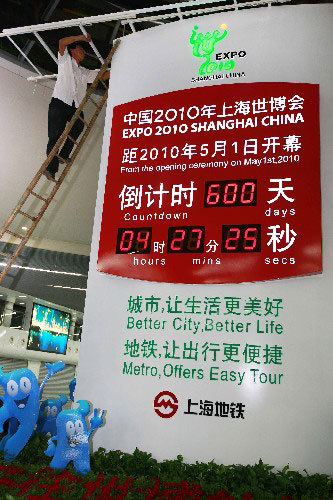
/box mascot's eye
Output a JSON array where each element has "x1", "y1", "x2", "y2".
[
  {"x1": 45, "y1": 406, "x2": 51, "y2": 416},
  {"x1": 6, "y1": 380, "x2": 18, "y2": 397},
  {"x1": 75, "y1": 419, "x2": 84, "y2": 433},
  {"x1": 66, "y1": 421, "x2": 75, "y2": 436},
  {"x1": 51, "y1": 406, "x2": 58, "y2": 417},
  {"x1": 20, "y1": 377, "x2": 31, "y2": 394}
]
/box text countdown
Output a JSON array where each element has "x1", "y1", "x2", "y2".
[{"x1": 97, "y1": 82, "x2": 322, "y2": 283}]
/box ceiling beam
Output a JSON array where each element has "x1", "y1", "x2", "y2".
[{"x1": 0, "y1": 0, "x2": 248, "y2": 37}]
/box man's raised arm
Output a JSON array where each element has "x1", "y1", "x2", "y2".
[{"x1": 58, "y1": 33, "x2": 91, "y2": 56}]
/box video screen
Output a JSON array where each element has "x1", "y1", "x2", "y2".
[{"x1": 27, "y1": 303, "x2": 71, "y2": 355}]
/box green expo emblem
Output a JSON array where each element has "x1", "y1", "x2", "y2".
[{"x1": 190, "y1": 24, "x2": 239, "y2": 76}]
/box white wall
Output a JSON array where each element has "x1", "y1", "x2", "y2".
[
  {"x1": 77, "y1": 4, "x2": 333, "y2": 474},
  {"x1": 0, "y1": 56, "x2": 106, "y2": 251}
]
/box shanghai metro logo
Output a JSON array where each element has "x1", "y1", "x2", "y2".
[
  {"x1": 154, "y1": 391, "x2": 178, "y2": 418},
  {"x1": 190, "y1": 24, "x2": 244, "y2": 76}
]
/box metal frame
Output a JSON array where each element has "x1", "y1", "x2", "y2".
[{"x1": 1, "y1": 0, "x2": 291, "y2": 81}]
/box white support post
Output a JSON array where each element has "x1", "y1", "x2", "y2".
[
  {"x1": 79, "y1": 24, "x2": 104, "y2": 64},
  {"x1": 28, "y1": 360, "x2": 41, "y2": 378},
  {"x1": 27, "y1": 73, "x2": 57, "y2": 81},
  {"x1": 7, "y1": 36, "x2": 42, "y2": 75},
  {"x1": 69, "y1": 311, "x2": 77, "y2": 340},
  {"x1": 109, "y1": 20, "x2": 121, "y2": 44},
  {"x1": 33, "y1": 32, "x2": 58, "y2": 64},
  {"x1": 177, "y1": 7, "x2": 184, "y2": 20},
  {"x1": 3, "y1": 297, "x2": 15, "y2": 327},
  {"x1": 129, "y1": 22, "x2": 136, "y2": 33}
]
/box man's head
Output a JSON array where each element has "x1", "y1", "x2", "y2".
[{"x1": 68, "y1": 42, "x2": 85, "y2": 63}]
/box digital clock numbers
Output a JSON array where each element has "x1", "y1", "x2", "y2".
[
  {"x1": 167, "y1": 226, "x2": 205, "y2": 253},
  {"x1": 204, "y1": 179, "x2": 257, "y2": 207},
  {"x1": 116, "y1": 224, "x2": 261, "y2": 254},
  {"x1": 116, "y1": 178, "x2": 260, "y2": 255},
  {"x1": 116, "y1": 227, "x2": 152, "y2": 254},
  {"x1": 221, "y1": 224, "x2": 261, "y2": 253}
]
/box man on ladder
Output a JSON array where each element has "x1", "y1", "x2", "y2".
[{"x1": 44, "y1": 33, "x2": 110, "y2": 180}]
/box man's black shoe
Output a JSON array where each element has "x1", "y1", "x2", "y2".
[{"x1": 43, "y1": 170, "x2": 56, "y2": 181}]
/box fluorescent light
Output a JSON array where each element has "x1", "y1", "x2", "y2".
[
  {"x1": 0, "y1": 262, "x2": 86, "y2": 277},
  {"x1": 46, "y1": 285, "x2": 86, "y2": 291}
]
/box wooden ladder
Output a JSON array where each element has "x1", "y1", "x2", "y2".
[{"x1": 0, "y1": 39, "x2": 120, "y2": 284}]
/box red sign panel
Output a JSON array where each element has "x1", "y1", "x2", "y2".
[{"x1": 97, "y1": 82, "x2": 322, "y2": 284}]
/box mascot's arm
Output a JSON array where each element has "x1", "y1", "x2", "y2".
[
  {"x1": 36, "y1": 401, "x2": 48, "y2": 432},
  {"x1": 44, "y1": 436, "x2": 57, "y2": 457},
  {"x1": 89, "y1": 409, "x2": 105, "y2": 437},
  {"x1": 0, "y1": 401, "x2": 10, "y2": 433},
  {"x1": 69, "y1": 378, "x2": 76, "y2": 402},
  {"x1": 39, "y1": 362, "x2": 66, "y2": 398}
]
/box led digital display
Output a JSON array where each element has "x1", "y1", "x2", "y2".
[
  {"x1": 204, "y1": 179, "x2": 257, "y2": 207},
  {"x1": 221, "y1": 224, "x2": 261, "y2": 253},
  {"x1": 167, "y1": 226, "x2": 205, "y2": 253},
  {"x1": 97, "y1": 82, "x2": 322, "y2": 284},
  {"x1": 116, "y1": 227, "x2": 152, "y2": 254}
]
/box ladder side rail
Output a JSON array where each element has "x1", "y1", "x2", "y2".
[
  {"x1": 0, "y1": 92, "x2": 108, "y2": 282},
  {"x1": 0, "y1": 41, "x2": 120, "y2": 283},
  {"x1": 55, "y1": 93, "x2": 109, "y2": 187}
]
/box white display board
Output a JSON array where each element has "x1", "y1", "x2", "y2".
[{"x1": 77, "y1": 4, "x2": 333, "y2": 474}]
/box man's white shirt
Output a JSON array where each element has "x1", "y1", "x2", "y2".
[{"x1": 52, "y1": 48, "x2": 99, "y2": 107}]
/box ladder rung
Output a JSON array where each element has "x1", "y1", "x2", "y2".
[
  {"x1": 99, "y1": 79, "x2": 108, "y2": 90},
  {"x1": 6, "y1": 230, "x2": 24, "y2": 239},
  {"x1": 0, "y1": 252, "x2": 10, "y2": 258},
  {"x1": 67, "y1": 135, "x2": 79, "y2": 146},
  {"x1": 76, "y1": 115, "x2": 89, "y2": 127},
  {"x1": 31, "y1": 191, "x2": 48, "y2": 202},
  {"x1": 88, "y1": 96, "x2": 100, "y2": 108},
  {"x1": 18, "y1": 210, "x2": 36, "y2": 221}
]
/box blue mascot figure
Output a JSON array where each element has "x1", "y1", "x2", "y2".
[
  {"x1": 0, "y1": 397, "x2": 18, "y2": 452},
  {"x1": 0, "y1": 361, "x2": 65, "y2": 461},
  {"x1": 36, "y1": 394, "x2": 68, "y2": 436},
  {"x1": 45, "y1": 400, "x2": 105, "y2": 474}
]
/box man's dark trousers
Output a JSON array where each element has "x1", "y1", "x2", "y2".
[{"x1": 46, "y1": 97, "x2": 84, "y2": 174}]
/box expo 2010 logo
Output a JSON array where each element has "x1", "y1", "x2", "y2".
[{"x1": 154, "y1": 391, "x2": 178, "y2": 418}]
